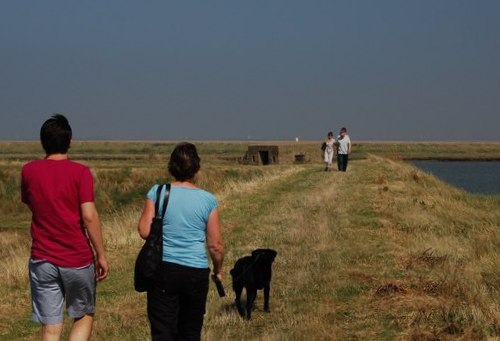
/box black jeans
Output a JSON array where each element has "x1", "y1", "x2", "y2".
[
  {"x1": 147, "y1": 262, "x2": 210, "y2": 341},
  {"x1": 337, "y1": 154, "x2": 349, "y2": 172}
]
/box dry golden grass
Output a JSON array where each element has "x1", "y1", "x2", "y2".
[{"x1": 0, "y1": 142, "x2": 499, "y2": 340}]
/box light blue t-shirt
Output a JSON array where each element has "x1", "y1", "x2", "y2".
[{"x1": 147, "y1": 184, "x2": 218, "y2": 269}]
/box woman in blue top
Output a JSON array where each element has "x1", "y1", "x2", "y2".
[{"x1": 138, "y1": 142, "x2": 224, "y2": 341}]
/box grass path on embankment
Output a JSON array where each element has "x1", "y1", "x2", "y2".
[
  {"x1": 203, "y1": 160, "x2": 406, "y2": 340},
  {"x1": 199, "y1": 158, "x2": 402, "y2": 340}
]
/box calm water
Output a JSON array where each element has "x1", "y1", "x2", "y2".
[{"x1": 411, "y1": 161, "x2": 500, "y2": 195}]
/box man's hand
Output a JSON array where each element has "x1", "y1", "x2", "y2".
[{"x1": 95, "y1": 256, "x2": 109, "y2": 282}]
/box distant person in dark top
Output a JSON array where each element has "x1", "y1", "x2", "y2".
[
  {"x1": 336, "y1": 127, "x2": 352, "y2": 172},
  {"x1": 21, "y1": 114, "x2": 109, "y2": 341}
]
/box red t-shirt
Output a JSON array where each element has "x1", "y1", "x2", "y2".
[{"x1": 21, "y1": 159, "x2": 95, "y2": 267}]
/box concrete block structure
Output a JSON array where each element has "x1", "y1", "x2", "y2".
[{"x1": 242, "y1": 145, "x2": 279, "y2": 165}]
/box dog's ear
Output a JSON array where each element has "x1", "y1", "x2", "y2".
[
  {"x1": 251, "y1": 249, "x2": 264, "y2": 258},
  {"x1": 252, "y1": 249, "x2": 277, "y2": 261},
  {"x1": 252, "y1": 249, "x2": 266, "y2": 257}
]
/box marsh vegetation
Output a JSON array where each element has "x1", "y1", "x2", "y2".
[{"x1": 0, "y1": 141, "x2": 499, "y2": 340}]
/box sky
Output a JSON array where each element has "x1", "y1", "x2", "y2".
[{"x1": 1, "y1": 1, "x2": 499, "y2": 141}]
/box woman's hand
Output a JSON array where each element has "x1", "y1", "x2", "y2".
[
  {"x1": 212, "y1": 272, "x2": 222, "y2": 281},
  {"x1": 211, "y1": 273, "x2": 225, "y2": 297}
]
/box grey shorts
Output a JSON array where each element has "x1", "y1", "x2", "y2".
[{"x1": 29, "y1": 260, "x2": 96, "y2": 324}]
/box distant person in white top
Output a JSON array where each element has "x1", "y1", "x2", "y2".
[
  {"x1": 323, "y1": 131, "x2": 335, "y2": 171},
  {"x1": 336, "y1": 127, "x2": 351, "y2": 172}
]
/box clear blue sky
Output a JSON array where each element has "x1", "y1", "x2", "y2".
[{"x1": 1, "y1": 1, "x2": 499, "y2": 141}]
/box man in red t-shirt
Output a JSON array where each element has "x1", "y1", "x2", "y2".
[{"x1": 21, "y1": 114, "x2": 109, "y2": 340}]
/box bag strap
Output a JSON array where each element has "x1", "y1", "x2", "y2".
[
  {"x1": 154, "y1": 184, "x2": 171, "y2": 219},
  {"x1": 154, "y1": 185, "x2": 163, "y2": 217},
  {"x1": 160, "y1": 184, "x2": 171, "y2": 219}
]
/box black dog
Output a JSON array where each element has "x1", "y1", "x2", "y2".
[{"x1": 230, "y1": 248, "x2": 277, "y2": 320}]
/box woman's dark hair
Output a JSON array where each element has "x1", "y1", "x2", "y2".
[
  {"x1": 168, "y1": 142, "x2": 201, "y2": 181},
  {"x1": 40, "y1": 114, "x2": 72, "y2": 155}
]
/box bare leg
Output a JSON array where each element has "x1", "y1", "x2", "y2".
[
  {"x1": 42, "y1": 323, "x2": 63, "y2": 341},
  {"x1": 68, "y1": 314, "x2": 94, "y2": 341}
]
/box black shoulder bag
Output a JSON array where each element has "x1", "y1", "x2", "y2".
[{"x1": 134, "y1": 184, "x2": 171, "y2": 292}]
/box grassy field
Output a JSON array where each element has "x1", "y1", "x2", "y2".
[{"x1": 0, "y1": 141, "x2": 499, "y2": 340}]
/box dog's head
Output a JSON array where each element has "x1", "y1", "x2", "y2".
[{"x1": 251, "y1": 248, "x2": 277, "y2": 263}]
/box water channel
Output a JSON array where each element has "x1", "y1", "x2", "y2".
[{"x1": 410, "y1": 161, "x2": 500, "y2": 195}]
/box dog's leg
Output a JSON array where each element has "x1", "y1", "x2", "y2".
[
  {"x1": 246, "y1": 288, "x2": 257, "y2": 320},
  {"x1": 234, "y1": 285, "x2": 245, "y2": 317},
  {"x1": 263, "y1": 283, "x2": 271, "y2": 312}
]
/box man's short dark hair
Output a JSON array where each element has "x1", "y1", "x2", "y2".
[
  {"x1": 40, "y1": 114, "x2": 72, "y2": 155},
  {"x1": 168, "y1": 142, "x2": 201, "y2": 181}
]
